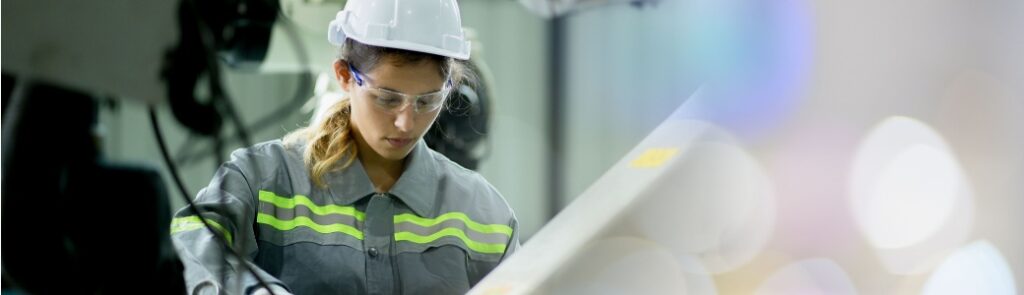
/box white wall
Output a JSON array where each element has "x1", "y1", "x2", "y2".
[{"x1": 461, "y1": 0, "x2": 551, "y2": 240}]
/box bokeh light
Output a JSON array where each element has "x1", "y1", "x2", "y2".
[
  {"x1": 672, "y1": 0, "x2": 812, "y2": 139},
  {"x1": 632, "y1": 133, "x2": 776, "y2": 274},
  {"x1": 848, "y1": 116, "x2": 974, "y2": 274},
  {"x1": 922, "y1": 240, "x2": 1017, "y2": 295}
]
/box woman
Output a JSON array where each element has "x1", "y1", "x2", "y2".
[{"x1": 169, "y1": 0, "x2": 519, "y2": 294}]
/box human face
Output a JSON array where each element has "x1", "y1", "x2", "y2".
[{"x1": 335, "y1": 57, "x2": 447, "y2": 162}]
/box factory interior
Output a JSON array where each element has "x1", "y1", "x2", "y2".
[{"x1": 3, "y1": 0, "x2": 1023, "y2": 293}]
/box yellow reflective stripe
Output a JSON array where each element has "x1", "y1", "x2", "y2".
[
  {"x1": 395, "y1": 228, "x2": 507, "y2": 254},
  {"x1": 258, "y1": 190, "x2": 365, "y2": 221},
  {"x1": 256, "y1": 213, "x2": 364, "y2": 240},
  {"x1": 171, "y1": 216, "x2": 234, "y2": 245},
  {"x1": 393, "y1": 212, "x2": 512, "y2": 236}
]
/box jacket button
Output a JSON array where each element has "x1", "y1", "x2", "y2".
[{"x1": 368, "y1": 247, "x2": 379, "y2": 258}]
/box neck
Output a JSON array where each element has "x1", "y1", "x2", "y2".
[{"x1": 354, "y1": 133, "x2": 406, "y2": 193}]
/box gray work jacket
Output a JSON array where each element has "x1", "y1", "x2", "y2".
[{"x1": 170, "y1": 139, "x2": 520, "y2": 294}]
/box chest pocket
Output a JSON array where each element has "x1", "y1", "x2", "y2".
[
  {"x1": 395, "y1": 244, "x2": 470, "y2": 294},
  {"x1": 392, "y1": 212, "x2": 511, "y2": 292}
]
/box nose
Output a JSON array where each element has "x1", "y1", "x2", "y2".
[{"x1": 393, "y1": 104, "x2": 415, "y2": 132}]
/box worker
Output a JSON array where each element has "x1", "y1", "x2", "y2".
[{"x1": 169, "y1": 0, "x2": 520, "y2": 293}]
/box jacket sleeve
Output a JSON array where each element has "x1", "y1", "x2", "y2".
[
  {"x1": 170, "y1": 149, "x2": 290, "y2": 295},
  {"x1": 500, "y1": 217, "x2": 521, "y2": 262}
]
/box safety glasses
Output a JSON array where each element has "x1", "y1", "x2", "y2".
[{"x1": 348, "y1": 64, "x2": 450, "y2": 114}]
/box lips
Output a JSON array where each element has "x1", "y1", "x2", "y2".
[{"x1": 386, "y1": 137, "x2": 413, "y2": 148}]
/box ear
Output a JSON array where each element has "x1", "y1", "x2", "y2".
[{"x1": 334, "y1": 59, "x2": 353, "y2": 93}]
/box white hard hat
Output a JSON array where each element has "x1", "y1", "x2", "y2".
[{"x1": 327, "y1": 0, "x2": 471, "y2": 60}]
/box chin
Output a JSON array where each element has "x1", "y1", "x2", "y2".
[{"x1": 376, "y1": 146, "x2": 414, "y2": 161}]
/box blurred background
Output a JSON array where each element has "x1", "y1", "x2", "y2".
[{"x1": 3, "y1": 0, "x2": 1022, "y2": 293}]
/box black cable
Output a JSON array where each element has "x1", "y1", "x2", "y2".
[
  {"x1": 177, "y1": 0, "x2": 275, "y2": 292},
  {"x1": 183, "y1": 0, "x2": 254, "y2": 150},
  {"x1": 175, "y1": 15, "x2": 313, "y2": 167},
  {"x1": 213, "y1": 136, "x2": 225, "y2": 172},
  {"x1": 149, "y1": 106, "x2": 277, "y2": 295}
]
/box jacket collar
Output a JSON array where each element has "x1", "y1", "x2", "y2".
[{"x1": 327, "y1": 139, "x2": 440, "y2": 217}]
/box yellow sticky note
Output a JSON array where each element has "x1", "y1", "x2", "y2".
[{"x1": 630, "y1": 148, "x2": 679, "y2": 168}]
